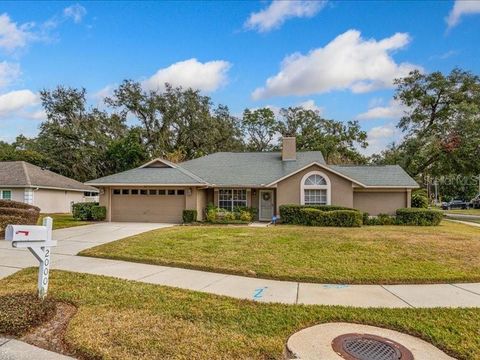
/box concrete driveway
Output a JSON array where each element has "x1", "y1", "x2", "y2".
[{"x1": 0, "y1": 222, "x2": 174, "y2": 279}]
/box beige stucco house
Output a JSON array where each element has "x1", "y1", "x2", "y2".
[
  {"x1": 0, "y1": 161, "x2": 98, "y2": 213},
  {"x1": 87, "y1": 138, "x2": 418, "y2": 223}
]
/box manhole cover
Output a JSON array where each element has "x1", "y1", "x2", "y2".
[{"x1": 332, "y1": 333, "x2": 414, "y2": 360}]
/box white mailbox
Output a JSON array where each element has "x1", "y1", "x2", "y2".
[
  {"x1": 3, "y1": 217, "x2": 57, "y2": 299},
  {"x1": 5, "y1": 224, "x2": 48, "y2": 242}
]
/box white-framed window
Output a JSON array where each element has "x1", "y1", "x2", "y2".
[
  {"x1": 218, "y1": 189, "x2": 247, "y2": 211},
  {"x1": 0, "y1": 189, "x2": 12, "y2": 200},
  {"x1": 300, "y1": 171, "x2": 331, "y2": 205}
]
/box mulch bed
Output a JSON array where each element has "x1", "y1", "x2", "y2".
[{"x1": 21, "y1": 302, "x2": 77, "y2": 357}]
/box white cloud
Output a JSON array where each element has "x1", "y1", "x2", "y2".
[
  {"x1": 446, "y1": 0, "x2": 480, "y2": 29},
  {"x1": 363, "y1": 123, "x2": 402, "y2": 155},
  {"x1": 252, "y1": 30, "x2": 420, "y2": 100},
  {"x1": 0, "y1": 89, "x2": 39, "y2": 117},
  {"x1": 93, "y1": 85, "x2": 115, "y2": 101},
  {"x1": 245, "y1": 0, "x2": 326, "y2": 32},
  {"x1": 21, "y1": 108, "x2": 46, "y2": 121},
  {"x1": 0, "y1": 61, "x2": 21, "y2": 88},
  {"x1": 143, "y1": 58, "x2": 231, "y2": 92},
  {"x1": 356, "y1": 99, "x2": 407, "y2": 120},
  {"x1": 298, "y1": 99, "x2": 323, "y2": 114},
  {"x1": 0, "y1": 13, "x2": 35, "y2": 52},
  {"x1": 63, "y1": 4, "x2": 87, "y2": 24}
]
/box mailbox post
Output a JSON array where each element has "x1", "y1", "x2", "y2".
[{"x1": 5, "y1": 217, "x2": 57, "y2": 300}]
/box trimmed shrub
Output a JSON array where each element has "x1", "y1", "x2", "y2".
[
  {"x1": 233, "y1": 206, "x2": 257, "y2": 220},
  {"x1": 0, "y1": 199, "x2": 40, "y2": 210},
  {"x1": 362, "y1": 212, "x2": 370, "y2": 225},
  {"x1": 239, "y1": 210, "x2": 253, "y2": 222},
  {"x1": 377, "y1": 213, "x2": 396, "y2": 225},
  {"x1": 182, "y1": 209, "x2": 197, "y2": 223},
  {"x1": 72, "y1": 202, "x2": 99, "y2": 220},
  {"x1": 411, "y1": 189, "x2": 429, "y2": 208},
  {"x1": 91, "y1": 206, "x2": 107, "y2": 221},
  {"x1": 286, "y1": 207, "x2": 362, "y2": 227},
  {"x1": 280, "y1": 204, "x2": 361, "y2": 225},
  {"x1": 206, "y1": 208, "x2": 217, "y2": 222},
  {"x1": 204, "y1": 206, "x2": 251, "y2": 224},
  {"x1": 224, "y1": 212, "x2": 236, "y2": 221},
  {"x1": 396, "y1": 208, "x2": 443, "y2": 226},
  {"x1": 0, "y1": 200, "x2": 40, "y2": 238}
]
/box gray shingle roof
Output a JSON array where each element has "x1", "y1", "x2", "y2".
[
  {"x1": 330, "y1": 165, "x2": 419, "y2": 187},
  {"x1": 86, "y1": 151, "x2": 418, "y2": 188},
  {"x1": 86, "y1": 167, "x2": 205, "y2": 185},
  {"x1": 180, "y1": 151, "x2": 326, "y2": 186},
  {"x1": 0, "y1": 161, "x2": 98, "y2": 192}
]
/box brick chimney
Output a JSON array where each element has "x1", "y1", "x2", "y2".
[{"x1": 282, "y1": 137, "x2": 296, "y2": 161}]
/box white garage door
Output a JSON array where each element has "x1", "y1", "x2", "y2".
[{"x1": 111, "y1": 189, "x2": 185, "y2": 223}]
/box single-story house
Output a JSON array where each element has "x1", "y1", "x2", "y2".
[
  {"x1": 0, "y1": 161, "x2": 99, "y2": 213},
  {"x1": 86, "y1": 137, "x2": 419, "y2": 223}
]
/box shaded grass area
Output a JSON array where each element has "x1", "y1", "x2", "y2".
[
  {"x1": 0, "y1": 293, "x2": 56, "y2": 336},
  {"x1": 1, "y1": 269, "x2": 479, "y2": 360},
  {"x1": 80, "y1": 222, "x2": 480, "y2": 284},
  {"x1": 38, "y1": 213, "x2": 93, "y2": 230}
]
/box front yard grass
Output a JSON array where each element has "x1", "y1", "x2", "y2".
[
  {"x1": 1, "y1": 269, "x2": 479, "y2": 360},
  {"x1": 80, "y1": 222, "x2": 480, "y2": 284},
  {"x1": 38, "y1": 213, "x2": 93, "y2": 230}
]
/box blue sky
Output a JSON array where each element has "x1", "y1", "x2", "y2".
[{"x1": 0, "y1": 0, "x2": 479, "y2": 154}]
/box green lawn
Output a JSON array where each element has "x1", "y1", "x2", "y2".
[
  {"x1": 80, "y1": 222, "x2": 480, "y2": 284},
  {"x1": 38, "y1": 213, "x2": 94, "y2": 230},
  {"x1": 1, "y1": 269, "x2": 479, "y2": 360}
]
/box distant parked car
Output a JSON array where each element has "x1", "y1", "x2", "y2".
[
  {"x1": 441, "y1": 199, "x2": 469, "y2": 210},
  {"x1": 471, "y1": 194, "x2": 480, "y2": 209}
]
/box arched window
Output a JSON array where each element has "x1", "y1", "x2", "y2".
[{"x1": 300, "y1": 171, "x2": 331, "y2": 205}]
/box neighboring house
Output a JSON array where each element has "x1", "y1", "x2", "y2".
[
  {"x1": 0, "y1": 161, "x2": 99, "y2": 213},
  {"x1": 87, "y1": 137, "x2": 418, "y2": 223}
]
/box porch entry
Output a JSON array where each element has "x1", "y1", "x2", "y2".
[{"x1": 259, "y1": 190, "x2": 274, "y2": 221}]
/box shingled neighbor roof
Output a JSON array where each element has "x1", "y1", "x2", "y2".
[
  {"x1": 86, "y1": 151, "x2": 418, "y2": 188},
  {"x1": 0, "y1": 161, "x2": 98, "y2": 192}
]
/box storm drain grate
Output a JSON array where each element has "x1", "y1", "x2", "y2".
[{"x1": 331, "y1": 333, "x2": 414, "y2": 360}]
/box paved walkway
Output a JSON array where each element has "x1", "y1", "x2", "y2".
[
  {"x1": 0, "y1": 337, "x2": 73, "y2": 360},
  {"x1": 0, "y1": 222, "x2": 172, "y2": 275},
  {"x1": 445, "y1": 218, "x2": 480, "y2": 228}
]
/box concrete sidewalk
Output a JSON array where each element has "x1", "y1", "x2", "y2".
[
  {"x1": 50, "y1": 256, "x2": 480, "y2": 308},
  {"x1": 445, "y1": 218, "x2": 480, "y2": 228},
  {"x1": 0, "y1": 222, "x2": 173, "y2": 270},
  {"x1": 0, "y1": 338, "x2": 73, "y2": 360}
]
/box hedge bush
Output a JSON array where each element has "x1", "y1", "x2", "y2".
[
  {"x1": 205, "y1": 205, "x2": 253, "y2": 224},
  {"x1": 363, "y1": 213, "x2": 396, "y2": 225},
  {"x1": 396, "y1": 208, "x2": 443, "y2": 226},
  {"x1": 72, "y1": 202, "x2": 98, "y2": 220},
  {"x1": 0, "y1": 200, "x2": 40, "y2": 238},
  {"x1": 182, "y1": 209, "x2": 197, "y2": 223},
  {"x1": 91, "y1": 206, "x2": 107, "y2": 221},
  {"x1": 280, "y1": 204, "x2": 361, "y2": 225},
  {"x1": 72, "y1": 202, "x2": 106, "y2": 221},
  {"x1": 279, "y1": 205, "x2": 362, "y2": 227}
]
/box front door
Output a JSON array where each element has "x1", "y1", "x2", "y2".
[{"x1": 259, "y1": 190, "x2": 274, "y2": 221}]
